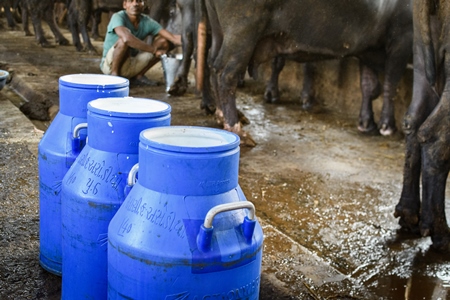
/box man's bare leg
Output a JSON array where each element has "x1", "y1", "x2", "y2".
[{"x1": 111, "y1": 39, "x2": 129, "y2": 76}]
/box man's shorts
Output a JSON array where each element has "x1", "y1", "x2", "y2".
[{"x1": 101, "y1": 46, "x2": 154, "y2": 79}]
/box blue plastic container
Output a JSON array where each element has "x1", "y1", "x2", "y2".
[
  {"x1": 108, "y1": 126, "x2": 263, "y2": 299},
  {"x1": 38, "y1": 74, "x2": 129, "y2": 276},
  {"x1": 60, "y1": 97, "x2": 171, "y2": 300}
]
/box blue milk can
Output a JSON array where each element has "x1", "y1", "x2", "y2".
[
  {"x1": 60, "y1": 97, "x2": 171, "y2": 300},
  {"x1": 108, "y1": 126, "x2": 264, "y2": 299},
  {"x1": 38, "y1": 74, "x2": 129, "y2": 276}
]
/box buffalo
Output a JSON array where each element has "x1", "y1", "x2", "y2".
[
  {"x1": 394, "y1": 0, "x2": 450, "y2": 250},
  {"x1": 20, "y1": 0, "x2": 69, "y2": 47},
  {"x1": 197, "y1": 0, "x2": 413, "y2": 146}
]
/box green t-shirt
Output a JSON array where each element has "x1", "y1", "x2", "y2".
[{"x1": 100, "y1": 10, "x2": 162, "y2": 68}]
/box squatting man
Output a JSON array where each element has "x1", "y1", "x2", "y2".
[{"x1": 100, "y1": 0, "x2": 182, "y2": 86}]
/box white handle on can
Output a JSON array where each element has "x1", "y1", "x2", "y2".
[
  {"x1": 198, "y1": 201, "x2": 257, "y2": 251},
  {"x1": 123, "y1": 163, "x2": 139, "y2": 197},
  {"x1": 203, "y1": 202, "x2": 255, "y2": 229},
  {"x1": 71, "y1": 122, "x2": 88, "y2": 154},
  {"x1": 73, "y1": 122, "x2": 88, "y2": 138},
  {"x1": 127, "y1": 163, "x2": 139, "y2": 186}
]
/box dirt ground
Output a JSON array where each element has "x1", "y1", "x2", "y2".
[{"x1": 1, "y1": 16, "x2": 450, "y2": 300}]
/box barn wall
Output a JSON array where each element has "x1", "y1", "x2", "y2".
[{"x1": 258, "y1": 58, "x2": 413, "y2": 133}]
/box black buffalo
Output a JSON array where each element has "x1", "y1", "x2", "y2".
[
  {"x1": 197, "y1": 0, "x2": 413, "y2": 145},
  {"x1": 19, "y1": 0, "x2": 69, "y2": 47},
  {"x1": 394, "y1": 0, "x2": 450, "y2": 250}
]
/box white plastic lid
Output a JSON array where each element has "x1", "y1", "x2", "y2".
[
  {"x1": 141, "y1": 126, "x2": 239, "y2": 151},
  {"x1": 89, "y1": 97, "x2": 170, "y2": 115},
  {"x1": 59, "y1": 74, "x2": 128, "y2": 87}
]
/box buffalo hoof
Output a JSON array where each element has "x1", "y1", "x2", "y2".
[
  {"x1": 397, "y1": 218, "x2": 421, "y2": 236},
  {"x1": 237, "y1": 109, "x2": 250, "y2": 125},
  {"x1": 393, "y1": 205, "x2": 421, "y2": 236},
  {"x1": 264, "y1": 89, "x2": 279, "y2": 103},
  {"x1": 24, "y1": 30, "x2": 33, "y2": 37},
  {"x1": 237, "y1": 78, "x2": 245, "y2": 88},
  {"x1": 57, "y1": 38, "x2": 70, "y2": 46},
  {"x1": 379, "y1": 123, "x2": 397, "y2": 136},
  {"x1": 200, "y1": 102, "x2": 216, "y2": 115},
  {"x1": 302, "y1": 100, "x2": 315, "y2": 111},
  {"x1": 223, "y1": 123, "x2": 256, "y2": 147},
  {"x1": 9, "y1": 25, "x2": 21, "y2": 31},
  {"x1": 302, "y1": 104, "x2": 311, "y2": 111},
  {"x1": 301, "y1": 92, "x2": 315, "y2": 110},
  {"x1": 74, "y1": 42, "x2": 83, "y2": 52},
  {"x1": 431, "y1": 232, "x2": 450, "y2": 252},
  {"x1": 39, "y1": 41, "x2": 54, "y2": 48},
  {"x1": 357, "y1": 119, "x2": 378, "y2": 134},
  {"x1": 240, "y1": 131, "x2": 257, "y2": 147},
  {"x1": 84, "y1": 45, "x2": 98, "y2": 55},
  {"x1": 168, "y1": 82, "x2": 187, "y2": 97}
]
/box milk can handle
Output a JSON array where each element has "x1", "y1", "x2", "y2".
[
  {"x1": 72, "y1": 122, "x2": 87, "y2": 154},
  {"x1": 198, "y1": 202, "x2": 257, "y2": 251},
  {"x1": 124, "y1": 163, "x2": 139, "y2": 197}
]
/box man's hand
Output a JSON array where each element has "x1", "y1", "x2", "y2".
[
  {"x1": 154, "y1": 49, "x2": 166, "y2": 58},
  {"x1": 158, "y1": 29, "x2": 182, "y2": 47},
  {"x1": 172, "y1": 34, "x2": 182, "y2": 47}
]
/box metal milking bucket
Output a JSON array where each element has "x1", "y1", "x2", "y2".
[
  {"x1": 108, "y1": 126, "x2": 263, "y2": 299},
  {"x1": 60, "y1": 97, "x2": 171, "y2": 299},
  {"x1": 38, "y1": 74, "x2": 129, "y2": 276},
  {"x1": 161, "y1": 53, "x2": 183, "y2": 93}
]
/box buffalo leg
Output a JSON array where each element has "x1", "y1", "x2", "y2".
[
  {"x1": 209, "y1": 30, "x2": 257, "y2": 145},
  {"x1": 205, "y1": 0, "x2": 270, "y2": 145},
  {"x1": 76, "y1": 1, "x2": 96, "y2": 53},
  {"x1": 29, "y1": 11, "x2": 50, "y2": 46},
  {"x1": 301, "y1": 62, "x2": 316, "y2": 110},
  {"x1": 358, "y1": 63, "x2": 380, "y2": 133},
  {"x1": 67, "y1": 11, "x2": 82, "y2": 51},
  {"x1": 378, "y1": 45, "x2": 411, "y2": 136},
  {"x1": 421, "y1": 140, "x2": 450, "y2": 250},
  {"x1": 417, "y1": 78, "x2": 450, "y2": 248},
  {"x1": 79, "y1": 19, "x2": 96, "y2": 52},
  {"x1": 3, "y1": 1, "x2": 17, "y2": 29},
  {"x1": 394, "y1": 52, "x2": 439, "y2": 235},
  {"x1": 21, "y1": 4, "x2": 32, "y2": 36},
  {"x1": 264, "y1": 56, "x2": 285, "y2": 104},
  {"x1": 420, "y1": 114, "x2": 450, "y2": 249},
  {"x1": 91, "y1": 9, "x2": 102, "y2": 40},
  {"x1": 200, "y1": 50, "x2": 216, "y2": 114},
  {"x1": 169, "y1": 0, "x2": 193, "y2": 96},
  {"x1": 42, "y1": 4, "x2": 69, "y2": 45}
]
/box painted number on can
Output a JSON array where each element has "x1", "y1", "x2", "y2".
[
  {"x1": 82, "y1": 178, "x2": 101, "y2": 195},
  {"x1": 117, "y1": 218, "x2": 132, "y2": 237}
]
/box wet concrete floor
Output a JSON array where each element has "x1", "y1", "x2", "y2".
[{"x1": 1, "y1": 18, "x2": 450, "y2": 300}]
